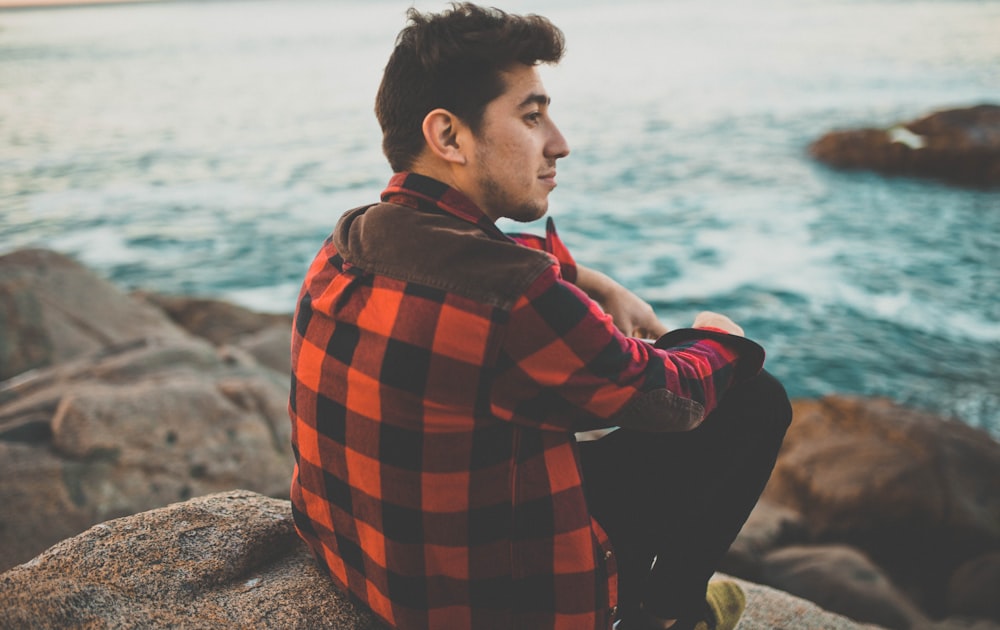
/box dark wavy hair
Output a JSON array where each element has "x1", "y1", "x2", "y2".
[{"x1": 375, "y1": 3, "x2": 565, "y2": 172}]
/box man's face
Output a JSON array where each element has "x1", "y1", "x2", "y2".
[{"x1": 462, "y1": 64, "x2": 570, "y2": 223}]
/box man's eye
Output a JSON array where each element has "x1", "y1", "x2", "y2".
[{"x1": 525, "y1": 112, "x2": 542, "y2": 124}]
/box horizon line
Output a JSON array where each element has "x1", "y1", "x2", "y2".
[{"x1": 0, "y1": 0, "x2": 166, "y2": 9}]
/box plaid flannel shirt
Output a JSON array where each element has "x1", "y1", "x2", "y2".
[{"x1": 289, "y1": 173, "x2": 764, "y2": 630}]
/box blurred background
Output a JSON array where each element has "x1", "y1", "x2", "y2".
[{"x1": 1, "y1": 0, "x2": 998, "y2": 435}]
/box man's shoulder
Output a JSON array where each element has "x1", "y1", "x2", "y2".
[{"x1": 333, "y1": 202, "x2": 554, "y2": 310}]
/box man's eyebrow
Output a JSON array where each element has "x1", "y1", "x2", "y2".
[{"x1": 518, "y1": 93, "x2": 551, "y2": 109}]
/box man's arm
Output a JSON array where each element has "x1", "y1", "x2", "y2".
[
  {"x1": 494, "y1": 264, "x2": 764, "y2": 434},
  {"x1": 575, "y1": 264, "x2": 669, "y2": 339},
  {"x1": 507, "y1": 219, "x2": 669, "y2": 338},
  {"x1": 576, "y1": 265, "x2": 747, "y2": 340}
]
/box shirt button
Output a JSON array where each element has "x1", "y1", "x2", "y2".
[{"x1": 604, "y1": 550, "x2": 613, "y2": 560}]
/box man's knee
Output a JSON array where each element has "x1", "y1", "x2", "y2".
[
  {"x1": 717, "y1": 369, "x2": 792, "y2": 438},
  {"x1": 746, "y1": 369, "x2": 793, "y2": 433}
]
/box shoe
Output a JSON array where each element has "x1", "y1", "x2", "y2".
[{"x1": 628, "y1": 580, "x2": 746, "y2": 630}]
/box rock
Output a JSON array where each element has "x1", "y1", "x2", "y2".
[
  {"x1": 0, "y1": 250, "x2": 297, "y2": 572},
  {"x1": 929, "y1": 619, "x2": 1000, "y2": 630},
  {"x1": 721, "y1": 500, "x2": 808, "y2": 581},
  {"x1": 762, "y1": 396, "x2": 1000, "y2": 614},
  {"x1": 236, "y1": 322, "x2": 294, "y2": 374},
  {"x1": 135, "y1": 291, "x2": 292, "y2": 345},
  {"x1": 0, "y1": 491, "x2": 384, "y2": 630},
  {"x1": 760, "y1": 544, "x2": 928, "y2": 630},
  {"x1": 0, "y1": 490, "x2": 885, "y2": 630},
  {"x1": 135, "y1": 291, "x2": 293, "y2": 375},
  {"x1": 946, "y1": 551, "x2": 1000, "y2": 623},
  {"x1": 0, "y1": 339, "x2": 294, "y2": 570},
  {"x1": 0, "y1": 249, "x2": 186, "y2": 382},
  {"x1": 0, "y1": 333, "x2": 294, "y2": 572},
  {"x1": 809, "y1": 104, "x2": 1000, "y2": 187},
  {"x1": 732, "y1": 577, "x2": 888, "y2": 630},
  {"x1": 2, "y1": 250, "x2": 996, "y2": 628}
]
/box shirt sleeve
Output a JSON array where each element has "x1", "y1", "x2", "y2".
[{"x1": 491, "y1": 264, "x2": 764, "y2": 434}]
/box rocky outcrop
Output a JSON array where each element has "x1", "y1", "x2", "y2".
[
  {"x1": 717, "y1": 396, "x2": 1000, "y2": 628},
  {"x1": 757, "y1": 396, "x2": 1000, "y2": 619},
  {"x1": 0, "y1": 491, "x2": 383, "y2": 630},
  {"x1": 0, "y1": 249, "x2": 187, "y2": 382},
  {"x1": 0, "y1": 490, "x2": 883, "y2": 630},
  {"x1": 809, "y1": 104, "x2": 1000, "y2": 187},
  {"x1": 0, "y1": 250, "x2": 295, "y2": 572},
  {"x1": 133, "y1": 291, "x2": 293, "y2": 374}
]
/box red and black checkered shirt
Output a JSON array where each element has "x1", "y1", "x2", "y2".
[{"x1": 289, "y1": 173, "x2": 764, "y2": 630}]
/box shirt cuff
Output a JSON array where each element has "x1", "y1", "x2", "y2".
[{"x1": 653, "y1": 327, "x2": 766, "y2": 382}]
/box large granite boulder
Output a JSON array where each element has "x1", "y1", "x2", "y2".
[
  {"x1": 0, "y1": 490, "x2": 886, "y2": 630},
  {"x1": 762, "y1": 396, "x2": 1000, "y2": 614},
  {"x1": 0, "y1": 491, "x2": 383, "y2": 630},
  {"x1": 809, "y1": 104, "x2": 1000, "y2": 187}
]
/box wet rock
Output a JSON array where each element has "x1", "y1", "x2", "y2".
[{"x1": 809, "y1": 104, "x2": 1000, "y2": 187}]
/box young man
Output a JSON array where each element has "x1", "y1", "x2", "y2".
[{"x1": 289, "y1": 4, "x2": 791, "y2": 630}]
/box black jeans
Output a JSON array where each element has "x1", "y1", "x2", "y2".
[{"x1": 578, "y1": 370, "x2": 792, "y2": 621}]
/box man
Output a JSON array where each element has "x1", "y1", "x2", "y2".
[{"x1": 289, "y1": 4, "x2": 791, "y2": 630}]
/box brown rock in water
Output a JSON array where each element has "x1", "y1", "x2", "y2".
[
  {"x1": 0, "y1": 490, "x2": 886, "y2": 630},
  {"x1": 760, "y1": 544, "x2": 928, "y2": 630},
  {"x1": 0, "y1": 249, "x2": 186, "y2": 382},
  {"x1": 809, "y1": 104, "x2": 1000, "y2": 187},
  {"x1": 762, "y1": 396, "x2": 1000, "y2": 614}
]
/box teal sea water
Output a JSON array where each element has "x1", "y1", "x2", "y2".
[{"x1": 1, "y1": 0, "x2": 998, "y2": 435}]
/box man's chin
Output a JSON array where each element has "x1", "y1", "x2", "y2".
[{"x1": 509, "y1": 203, "x2": 548, "y2": 223}]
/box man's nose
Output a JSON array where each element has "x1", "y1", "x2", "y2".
[{"x1": 547, "y1": 122, "x2": 570, "y2": 159}]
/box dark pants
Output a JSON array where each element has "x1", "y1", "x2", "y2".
[{"x1": 578, "y1": 370, "x2": 792, "y2": 621}]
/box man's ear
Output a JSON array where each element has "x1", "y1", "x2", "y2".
[{"x1": 422, "y1": 108, "x2": 468, "y2": 165}]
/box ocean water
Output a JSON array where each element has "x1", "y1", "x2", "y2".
[{"x1": 1, "y1": 0, "x2": 998, "y2": 435}]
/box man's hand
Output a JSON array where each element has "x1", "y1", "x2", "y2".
[
  {"x1": 576, "y1": 265, "x2": 669, "y2": 339},
  {"x1": 692, "y1": 311, "x2": 744, "y2": 337}
]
